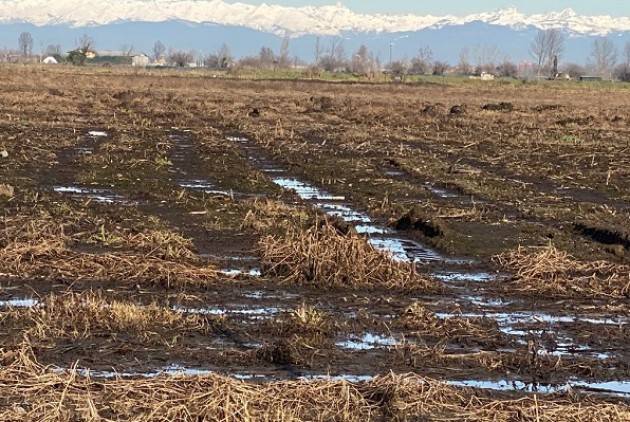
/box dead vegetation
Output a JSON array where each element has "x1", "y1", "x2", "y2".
[
  {"x1": 0, "y1": 210, "x2": 218, "y2": 285},
  {"x1": 0, "y1": 347, "x2": 627, "y2": 421},
  {"x1": 259, "y1": 222, "x2": 439, "y2": 290},
  {"x1": 494, "y1": 245, "x2": 630, "y2": 298},
  {"x1": 2, "y1": 292, "x2": 214, "y2": 342}
]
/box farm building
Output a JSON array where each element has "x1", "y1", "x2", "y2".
[
  {"x1": 42, "y1": 56, "x2": 58, "y2": 64},
  {"x1": 132, "y1": 54, "x2": 150, "y2": 67}
]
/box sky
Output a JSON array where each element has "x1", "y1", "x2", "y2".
[{"x1": 229, "y1": 1, "x2": 630, "y2": 17}]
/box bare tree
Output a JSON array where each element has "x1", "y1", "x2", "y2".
[
  {"x1": 457, "y1": 47, "x2": 472, "y2": 75},
  {"x1": 120, "y1": 44, "x2": 134, "y2": 56},
  {"x1": 18, "y1": 32, "x2": 33, "y2": 57},
  {"x1": 530, "y1": 29, "x2": 565, "y2": 76},
  {"x1": 590, "y1": 38, "x2": 617, "y2": 78},
  {"x1": 217, "y1": 43, "x2": 232, "y2": 69},
  {"x1": 613, "y1": 41, "x2": 630, "y2": 82},
  {"x1": 473, "y1": 44, "x2": 500, "y2": 74},
  {"x1": 77, "y1": 34, "x2": 94, "y2": 52},
  {"x1": 44, "y1": 44, "x2": 61, "y2": 56},
  {"x1": 351, "y1": 45, "x2": 376, "y2": 76},
  {"x1": 496, "y1": 60, "x2": 519, "y2": 78},
  {"x1": 167, "y1": 49, "x2": 193, "y2": 67},
  {"x1": 153, "y1": 41, "x2": 166, "y2": 61},
  {"x1": 259, "y1": 47, "x2": 275, "y2": 68},
  {"x1": 561, "y1": 63, "x2": 585, "y2": 79},
  {"x1": 432, "y1": 61, "x2": 449, "y2": 76},
  {"x1": 409, "y1": 46, "x2": 433, "y2": 75},
  {"x1": 314, "y1": 37, "x2": 322, "y2": 65},
  {"x1": 278, "y1": 36, "x2": 291, "y2": 68},
  {"x1": 319, "y1": 38, "x2": 346, "y2": 72},
  {"x1": 388, "y1": 60, "x2": 408, "y2": 81}
]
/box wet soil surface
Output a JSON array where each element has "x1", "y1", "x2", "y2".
[{"x1": 0, "y1": 70, "x2": 628, "y2": 405}]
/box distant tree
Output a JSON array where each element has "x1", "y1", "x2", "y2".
[
  {"x1": 67, "y1": 50, "x2": 87, "y2": 66},
  {"x1": 217, "y1": 43, "x2": 232, "y2": 69},
  {"x1": 77, "y1": 34, "x2": 94, "y2": 52},
  {"x1": 314, "y1": 36, "x2": 322, "y2": 65},
  {"x1": 44, "y1": 44, "x2": 61, "y2": 56},
  {"x1": 18, "y1": 32, "x2": 33, "y2": 57},
  {"x1": 318, "y1": 38, "x2": 346, "y2": 72},
  {"x1": 590, "y1": 38, "x2": 617, "y2": 78},
  {"x1": 614, "y1": 63, "x2": 630, "y2": 82},
  {"x1": 496, "y1": 60, "x2": 519, "y2": 78},
  {"x1": 614, "y1": 43, "x2": 630, "y2": 81},
  {"x1": 259, "y1": 46, "x2": 275, "y2": 68},
  {"x1": 153, "y1": 41, "x2": 166, "y2": 61},
  {"x1": 351, "y1": 45, "x2": 375, "y2": 76},
  {"x1": 167, "y1": 49, "x2": 193, "y2": 67},
  {"x1": 561, "y1": 63, "x2": 586, "y2": 79},
  {"x1": 205, "y1": 44, "x2": 232, "y2": 69},
  {"x1": 432, "y1": 61, "x2": 449, "y2": 76},
  {"x1": 120, "y1": 44, "x2": 134, "y2": 56},
  {"x1": 530, "y1": 29, "x2": 565, "y2": 76},
  {"x1": 388, "y1": 60, "x2": 408, "y2": 81},
  {"x1": 278, "y1": 36, "x2": 291, "y2": 68},
  {"x1": 473, "y1": 44, "x2": 500, "y2": 74},
  {"x1": 409, "y1": 46, "x2": 433, "y2": 75},
  {"x1": 457, "y1": 47, "x2": 473, "y2": 75}
]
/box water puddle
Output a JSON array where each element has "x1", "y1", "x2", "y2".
[
  {"x1": 87, "y1": 131, "x2": 108, "y2": 138},
  {"x1": 0, "y1": 298, "x2": 38, "y2": 308},
  {"x1": 432, "y1": 272, "x2": 496, "y2": 283},
  {"x1": 178, "y1": 180, "x2": 231, "y2": 197},
  {"x1": 242, "y1": 290, "x2": 299, "y2": 300},
  {"x1": 437, "y1": 311, "x2": 628, "y2": 327},
  {"x1": 425, "y1": 183, "x2": 461, "y2": 199},
  {"x1": 315, "y1": 203, "x2": 371, "y2": 223},
  {"x1": 336, "y1": 333, "x2": 398, "y2": 350},
  {"x1": 53, "y1": 186, "x2": 133, "y2": 205},
  {"x1": 219, "y1": 268, "x2": 262, "y2": 277},
  {"x1": 300, "y1": 374, "x2": 375, "y2": 383},
  {"x1": 368, "y1": 237, "x2": 443, "y2": 262},
  {"x1": 173, "y1": 304, "x2": 282, "y2": 319},
  {"x1": 449, "y1": 379, "x2": 630, "y2": 397},
  {"x1": 273, "y1": 178, "x2": 345, "y2": 201}
]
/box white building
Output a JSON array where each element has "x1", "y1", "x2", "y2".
[
  {"x1": 43, "y1": 56, "x2": 58, "y2": 64},
  {"x1": 132, "y1": 54, "x2": 150, "y2": 67}
]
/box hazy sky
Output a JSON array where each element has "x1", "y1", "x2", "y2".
[{"x1": 229, "y1": 1, "x2": 630, "y2": 17}]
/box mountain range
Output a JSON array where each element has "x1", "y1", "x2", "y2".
[{"x1": 0, "y1": 1, "x2": 628, "y2": 64}]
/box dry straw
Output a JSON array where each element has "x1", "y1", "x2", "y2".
[
  {"x1": 0, "y1": 347, "x2": 627, "y2": 421},
  {"x1": 495, "y1": 245, "x2": 630, "y2": 298},
  {"x1": 259, "y1": 222, "x2": 439, "y2": 290}
]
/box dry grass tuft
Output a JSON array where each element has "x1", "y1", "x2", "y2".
[
  {"x1": 0, "y1": 347, "x2": 627, "y2": 421},
  {"x1": 0, "y1": 213, "x2": 217, "y2": 285},
  {"x1": 495, "y1": 245, "x2": 630, "y2": 298},
  {"x1": 259, "y1": 222, "x2": 439, "y2": 290},
  {"x1": 3, "y1": 292, "x2": 213, "y2": 342}
]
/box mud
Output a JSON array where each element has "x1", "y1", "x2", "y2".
[{"x1": 0, "y1": 67, "x2": 628, "y2": 410}]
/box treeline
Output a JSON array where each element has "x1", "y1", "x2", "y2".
[{"x1": 5, "y1": 29, "x2": 630, "y2": 82}]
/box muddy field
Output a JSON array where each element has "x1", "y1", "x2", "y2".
[{"x1": 0, "y1": 65, "x2": 628, "y2": 420}]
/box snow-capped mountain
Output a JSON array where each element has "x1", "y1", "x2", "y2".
[{"x1": 0, "y1": 1, "x2": 629, "y2": 37}]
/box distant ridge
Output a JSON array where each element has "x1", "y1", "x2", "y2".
[{"x1": 0, "y1": 1, "x2": 629, "y2": 37}]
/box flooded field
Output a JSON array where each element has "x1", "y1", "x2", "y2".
[{"x1": 0, "y1": 66, "x2": 628, "y2": 420}]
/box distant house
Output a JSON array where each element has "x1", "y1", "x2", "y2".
[
  {"x1": 480, "y1": 72, "x2": 495, "y2": 81},
  {"x1": 43, "y1": 56, "x2": 58, "y2": 65},
  {"x1": 132, "y1": 54, "x2": 149, "y2": 67}
]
